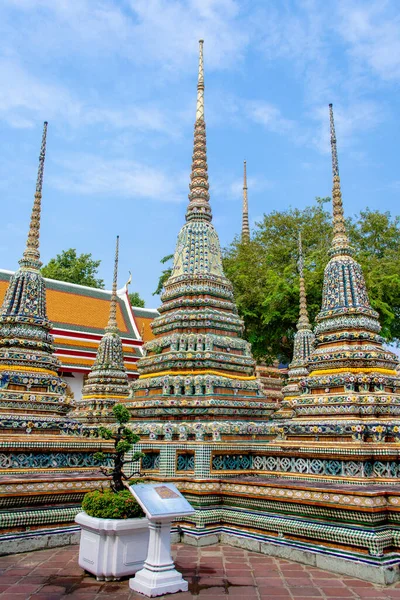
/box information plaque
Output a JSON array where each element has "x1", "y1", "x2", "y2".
[
  {"x1": 129, "y1": 482, "x2": 195, "y2": 520},
  {"x1": 129, "y1": 483, "x2": 194, "y2": 597}
]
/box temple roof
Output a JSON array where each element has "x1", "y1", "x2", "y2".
[{"x1": 0, "y1": 269, "x2": 158, "y2": 375}]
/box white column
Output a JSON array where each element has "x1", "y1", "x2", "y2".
[{"x1": 129, "y1": 520, "x2": 188, "y2": 597}]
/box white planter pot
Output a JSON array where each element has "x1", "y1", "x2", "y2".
[{"x1": 75, "y1": 511, "x2": 149, "y2": 581}]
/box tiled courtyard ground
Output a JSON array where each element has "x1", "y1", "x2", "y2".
[{"x1": 0, "y1": 544, "x2": 400, "y2": 599}]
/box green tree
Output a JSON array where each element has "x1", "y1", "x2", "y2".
[
  {"x1": 129, "y1": 292, "x2": 145, "y2": 308},
  {"x1": 93, "y1": 404, "x2": 143, "y2": 493},
  {"x1": 41, "y1": 248, "x2": 104, "y2": 288},
  {"x1": 223, "y1": 199, "x2": 400, "y2": 364},
  {"x1": 153, "y1": 254, "x2": 173, "y2": 295}
]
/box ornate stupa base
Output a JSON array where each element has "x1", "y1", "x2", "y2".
[
  {"x1": 0, "y1": 430, "x2": 113, "y2": 553},
  {"x1": 138, "y1": 472, "x2": 400, "y2": 585}
]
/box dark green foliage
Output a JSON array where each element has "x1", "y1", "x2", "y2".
[
  {"x1": 41, "y1": 248, "x2": 104, "y2": 288},
  {"x1": 129, "y1": 291, "x2": 145, "y2": 307},
  {"x1": 94, "y1": 404, "x2": 143, "y2": 493},
  {"x1": 153, "y1": 254, "x2": 173, "y2": 295},
  {"x1": 82, "y1": 489, "x2": 144, "y2": 520},
  {"x1": 223, "y1": 199, "x2": 400, "y2": 364}
]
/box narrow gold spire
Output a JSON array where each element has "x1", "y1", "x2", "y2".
[
  {"x1": 329, "y1": 104, "x2": 351, "y2": 255},
  {"x1": 106, "y1": 236, "x2": 119, "y2": 332},
  {"x1": 186, "y1": 39, "x2": 212, "y2": 222},
  {"x1": 196, "y1": 39, "x2": 204, "y2": 121},
  {"x1": 297, "y1": 231, "x2": 311, "y2": 331},
  {"x1": 241, "y1": 160, "x2": 250, "y2": 242},
  {"x1": 21, "y1": 121, "x2": 48, "y2": 268}
]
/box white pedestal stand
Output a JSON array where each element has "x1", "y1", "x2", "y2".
[{"x1": 129, "y1": 519, "x2": 187, "y2": 597}]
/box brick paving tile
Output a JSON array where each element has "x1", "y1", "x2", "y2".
[
  {"x1": 3, "y1": 543, "x2": 400, "y2": 599},
  {"x1": 257, "y1": 588, "x2": 290, "y2": 595},
  {"x1": 319, "y1": 588, "x2": 356, "y2": 597},
  {"x1": 287, "y1": 588, "x2": 323, "y2": 596},
  {"x1": 7, "y1": 582, "x2": 43, "y2": 593},
  {"x1": 354, "y1": 591, "x2": 390, "y2": 598},
  {"x1": 197, "y1": 577, "x2": 225, "y2": 585},
  {"x1": 197, "y1": 588, "x2": 227, "y2": 597},
  {"x1": 344, "y1": 580, "x2": 377, "y2": 587},
  {"x1": 226, "y1": 577, "x2": 255, "y2": 585},
  {"x1": 226, "y1": 587, "x2": 258, "y2": 596},
  {"x1": 0, "y1": 594, "x2": 33, "y2": 600}
]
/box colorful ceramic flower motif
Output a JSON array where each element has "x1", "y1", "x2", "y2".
[
  {"x1": 127, "y1": 41, "x2": 277, "y2": 429},
  {"x1": 71, "y1": 237, "x2": 130, "y2": 424}
]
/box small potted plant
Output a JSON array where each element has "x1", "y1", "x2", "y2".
[{"x1": 76, "y1": 404, "x2": 149, "y2": 581}]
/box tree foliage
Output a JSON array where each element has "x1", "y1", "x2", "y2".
[
  {"x1": 223, "y1": 199, "x2": 400, "y2": 364},
  {"x1": 93, "y1": 404, "x2": 143, "y2": 493},
  {"x1": 128, "y1": 292, "x2": 145, "y2": 308},
  {"x1": 41, "y1": 248, "x2": 104, "y2": 288},
  {"x1": 153, "y1": 254, "x2": 174, "y2": 296}
]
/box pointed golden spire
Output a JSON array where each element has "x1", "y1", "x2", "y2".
[
  {"x1": 241, "y1": 160, "x2": 250, "y2": 242},
  {"x1": 106, "y1": 236, "x2": 119, "y2": 332},
  {"x1": 297, "y1": 231, "x2": 311, "y2": 331},
  {"x1": 20, "y1": 121, "x2": 48, "y2": 268},
  {"x1": 329, "y1": 104, "x2": 351, "y2": 255},
  {"x1": 186, "y1": 40, "x2": 212, "y2": 222},
  {"x1": 196, "y1": 39, "x2": 205, "y2": 121}
]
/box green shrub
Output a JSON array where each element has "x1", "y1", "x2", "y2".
[{"x1": 82, "y1": 489, "x2": 145, "y2": 520}]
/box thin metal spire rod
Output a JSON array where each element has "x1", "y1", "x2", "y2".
[
  {"x1": 186, "y1": 39, "x2": 212, "y2": 222},
  {"x1": 241, "y1": 160, "x2": 250, "y2": 242},
  {"x1": 297, "y1": 231, "x2": 311, "y2": 331},
  {"x1": 21, "y1": 121, "x2": 48, "y2": 267},
  {"x1": 329, "y1": 104, "x2": 350, "y2": 254},
  {"x1": 107, "y1": 235, "x2": 119, "y2": 331},
  {"x1": 196, "y1": 39, "x2": 204, "y2": 121}
]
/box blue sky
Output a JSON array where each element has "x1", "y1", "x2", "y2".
[{"x1": 0, "y1": 0, "x2": 399, "y2": 307}]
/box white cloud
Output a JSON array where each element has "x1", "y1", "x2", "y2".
[
  {"x1": 310, "y1": 101, "x2": 384, "y2": 154},
  {"x1": 49, "y1": 154, "x2": 187, "y2": 202},
  {"x1": 2, "y1": 0, "x2": 249, "y2": 72},
  {"x1": 246, "y1": 101, "x2": 295, "y2": 134},
  {"x1": 338, "y1": 0, "x2": 400, "y2": 81},
  {"x1": 0, "y1": 58, "x2": 180, "y2": 136},
  {"x1": 228, "y1": 176, "x2": 272, "y2": 200},
  {"x1": 0, "y1": 59, "x2": 81, "y2": 127}
]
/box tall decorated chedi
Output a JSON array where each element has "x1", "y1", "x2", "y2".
[
  {"x1": 276, "y1": 232, "x2": 315, "y2": 416},
  {"x1": 0, "y1": 122, "x2": 74, "y2": 428},
  {"x1": 126, "y1": 41, "x2": 277, "y2": 441},
  {"x1": 273, "y1": 104, "x2": 400, "y2": 438},
  {"x1": 0, "y1": 123, "x2": 113, "y2": 542},
  {"x1": 72, "y1": 236, "x2": 130, "y2": 424}
]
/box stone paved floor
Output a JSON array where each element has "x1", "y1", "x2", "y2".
[{"x1": 1, "y1": 544, "x2": 400, "y2": 599}]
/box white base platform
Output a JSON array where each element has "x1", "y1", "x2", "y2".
[{"x1": 129, "y1": 520, "x2": 188, "y2": 597}]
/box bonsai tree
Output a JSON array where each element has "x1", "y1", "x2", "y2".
[
  {"x1": 93, "y1": 404, "x2": 144, "y2": 493},
  {"x1": 81, "y1": 404, "x2": 145, "y2": 520}
]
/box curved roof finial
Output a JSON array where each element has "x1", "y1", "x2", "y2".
[{"x1": 21, "y1": 121, "x2": 48, "y2": 268}]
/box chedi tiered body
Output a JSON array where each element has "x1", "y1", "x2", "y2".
[
  {"x1": 126, "y1": 45, "x2": 277, "y2": 441},
  {"x1": 0, "y1": 123, "x2": 111, "y2": 539},
  {"x1": 71, "y1": 237, "x2": 130, "y2": 424},
  {"x1": 279, "y1": 110, "x2": 400, "y2": 441},
  {"x1": 127, "y1": 119, "x2": 277, "y2": 440},
  {"x1": 0, "y1": 123, "x2": 77, "y2": 438}
]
